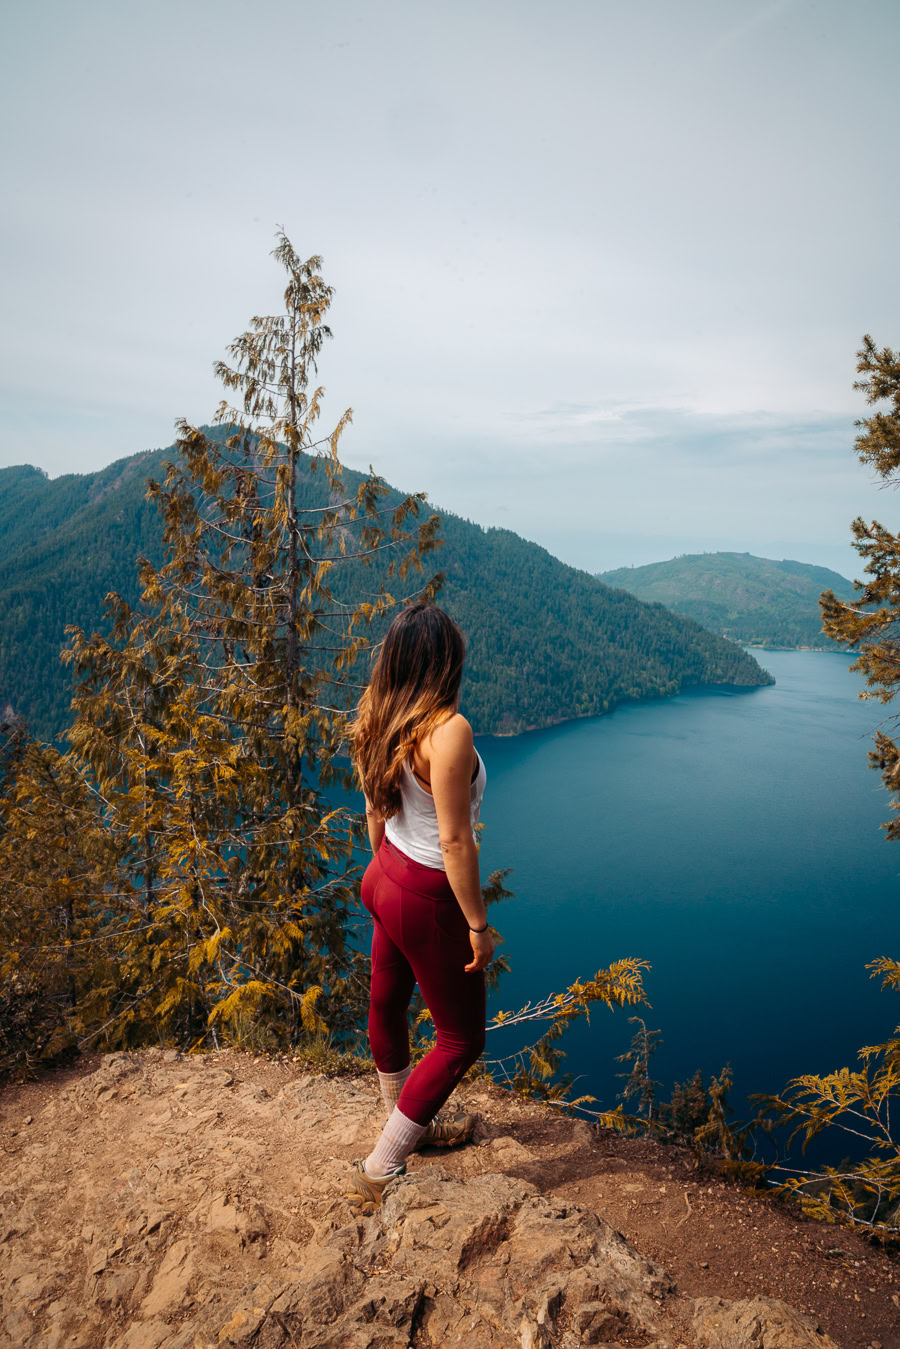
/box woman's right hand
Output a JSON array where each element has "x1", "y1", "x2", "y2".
[{"x1": 465, "y1": 926, "x2": 495, "y2": 972}]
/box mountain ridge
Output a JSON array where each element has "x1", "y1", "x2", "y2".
[
  {"x1": 598, "y1": 550, "x2": 855, "y2": 650},
  {"x1": 0, "y1": 444, "x2": 774, "y2": 741}
]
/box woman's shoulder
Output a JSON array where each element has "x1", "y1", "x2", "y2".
[
  {"x1": 425, "y1": 712, "x2": 473, "y2": 753},
  {"x1": 417, "y1": 713, "x2": 473, "y2": 770}
]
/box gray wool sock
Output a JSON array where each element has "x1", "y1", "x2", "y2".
[
  {"x1": 365, "y1": 1105, "x2": 428, "y2": 1176},
  {"x1": 377, "y1": 1064, "x2": 412, "y2": 1116}
]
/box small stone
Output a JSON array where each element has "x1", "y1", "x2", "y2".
[
  {"x1": 140, "y1": 1239, "x2": 194, "y2": 1317},
  {"x1": 23, "y1": 1115, "x2": 32, "y2": 1125}
]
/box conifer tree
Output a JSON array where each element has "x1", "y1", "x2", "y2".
[
  {"x1": 0, "y1": 736, "x2": 115, "y2": 1074},
  {"x1": 748, "y1": 337, "x2": 900, "y2": 1236},
  {"x1": 820, "y1": 335, "x2": 900, "y2": 837},
  {"x1": 615, "y1": 1016, "x2": 663, "y2": 1121},
  {"x1": 62, "y1": 232, "x2": 442, "y2": 1050}
]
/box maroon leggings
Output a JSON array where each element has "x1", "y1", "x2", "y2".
[{"x1": 360, "y1": 835, "x2": 486, "y2": 1126}]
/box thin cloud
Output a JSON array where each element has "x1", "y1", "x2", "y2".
[{"x1": 700, "y1": 0, "x2": 807, "y2": 60}]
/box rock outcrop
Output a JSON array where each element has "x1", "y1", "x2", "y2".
[{"x1": 0, "y1": 1051, "x2": 864, "y2": 1347}]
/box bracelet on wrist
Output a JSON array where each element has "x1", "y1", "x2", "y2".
[{"x1": 469, "y1": 920, "x2": 489, "y2": 933}]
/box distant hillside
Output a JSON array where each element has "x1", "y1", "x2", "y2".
[
  {"x1": 598, "y1": 552, "x2": 856, "y2": 650},
  {"x1": 0, "y1": 445, "x2": 773, "y2": 741}
]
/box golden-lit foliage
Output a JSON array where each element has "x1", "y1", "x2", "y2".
[
  {"x1": 0, "y1": 232, "x2": 442, "y2": 1058},
  {"x1": 745, "y1": 336, "x2": 900, "y2": 1240},
  {"x1": 751, "y1": 960, "x2": 900, "y2": 1237},
  {"x1": 0, "y1": 723, "x2": 121, "y2": 1074},
  {"x1": 471, "y1": 957, "x2": 652, "y2": 1118}
]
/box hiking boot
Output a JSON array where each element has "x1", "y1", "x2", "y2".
[
  {"x1": 345, "y1": 1158, "x2": 406, "y2": 1215},
  {"x1": 412, "y1": 1108, "x2": 478, "y2": 1151}
]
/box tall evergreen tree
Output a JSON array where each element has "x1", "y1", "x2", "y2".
[
  {"x1": 62, "y1": 232, "x2": 442, "y2": 1050},
  {"x1": 750, "y1": 337, "x2": 900, "y2": 1235},
  {"x1": 820, "y1": 334, "x2": 900, "y2": 837}
]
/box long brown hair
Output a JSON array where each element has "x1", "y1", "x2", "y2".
[{"x1": 350, "y1": 602, "x2": 465, "y2": 817}]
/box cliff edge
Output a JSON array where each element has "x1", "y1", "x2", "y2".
[{"x1": 1, "y1": 1051, "x2": 895, "y2": 1348}]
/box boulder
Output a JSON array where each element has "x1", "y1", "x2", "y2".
[
  {"x1": 692, "y1": 1294, "x2": 842, "y2": 1348},
  {"x1": 376, "y1": 1170, "x2": 674, "y2": 1345}
]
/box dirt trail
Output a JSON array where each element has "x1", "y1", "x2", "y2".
[{"x1": 0, "y1": 1050, "x2": 895, "y2": 1348}]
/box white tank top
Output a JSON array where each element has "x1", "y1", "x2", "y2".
[{"x1": 384, "y1": 749, "x2": 486, "y2": 870}]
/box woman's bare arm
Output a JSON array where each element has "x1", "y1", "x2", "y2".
[
  {"x1": 364, "y1": 794, "x2": 385, "y2": 855},
  {"x1": 427, "y1": 715, "x2": 495, "y2": 972}
]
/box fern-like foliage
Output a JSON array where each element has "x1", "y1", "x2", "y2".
[
  {"x1": 467, "y1": 956, "x2": 651, "y2": 1115},
  {"x1": 789, "y1": 338, "x2": 900, "y2": 1241},
  {"x1": 749, "y1": 960, "x2": 900, "y2": 1237}
]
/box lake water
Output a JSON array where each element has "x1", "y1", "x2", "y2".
[{"x1": 472, "y1": 650, "x2": 897, "y2": 1162}]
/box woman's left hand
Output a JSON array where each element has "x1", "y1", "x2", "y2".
[{"x1": 465, "y1": 926, "x2": 495, "y2": 972}]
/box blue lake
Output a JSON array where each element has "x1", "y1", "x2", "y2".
[{"x1": 469, "y1": 649, "x2": 897, "y2": 1160}]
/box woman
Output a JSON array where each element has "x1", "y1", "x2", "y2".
[{"x1": 346, "y1": 601, "x2": 495, "y2": 1213}]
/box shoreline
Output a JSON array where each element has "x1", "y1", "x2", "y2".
[
  {"x1": 742, "y1": 643, "x2": 852, "y2": 652},
  {"x1": 477, "y1": 673, "x2": 777, "y2": 741},
  {"x1": 478, "y1": 646, "x2": 850, "y2": 740}
]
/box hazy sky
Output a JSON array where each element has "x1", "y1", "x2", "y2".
[{"x1": 2, "y1": 0, "x2": 898, "y2": 578}]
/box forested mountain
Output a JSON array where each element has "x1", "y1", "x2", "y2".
[
  {"x1": 0, "y1": 443, "x2": 773, "y2": 741},
  {"x1": 598, "y1": 552, "x2": 856, "y2": 651}
]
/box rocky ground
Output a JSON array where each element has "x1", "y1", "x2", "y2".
[{"x1": 0, "y1": 1050, "x2": 896, "y2": 1348}]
